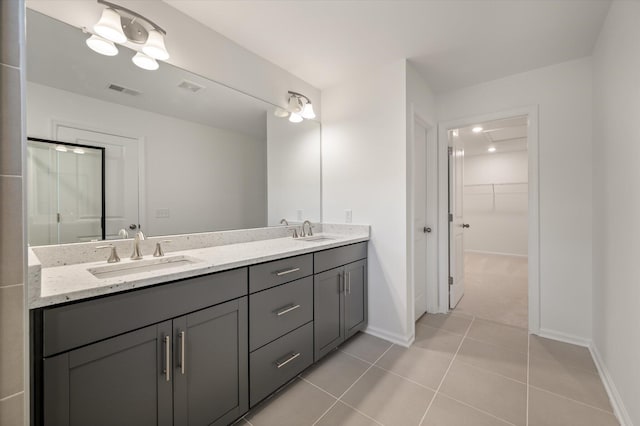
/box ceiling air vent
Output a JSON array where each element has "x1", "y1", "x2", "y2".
[
  {"x1": 107, "y1": 83, "x2": 141, "y2": 96},
  {"x1": 178, "y1": 80, "x2": 205, "y2": 93}
]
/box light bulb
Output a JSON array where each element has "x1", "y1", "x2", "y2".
[
  {"x1": 288, "y1": 112, "x2": 303, "y2": 123},
  {"x1": 94, "y1": 8, "x2": 127, "y2": 44},
  {"x1": 301, "y1": 102, "x2": 316, "y2": 119},
  {"x1": 472, "y1": 126, "x2": 483, "y2": 133},
  {"x1": 86, "y1": 34, "x2": 118, "y2": 56},
  {"x1": 488, "y1": 146, "x2": 496, "y2": 153},
  {"x1": 142, "y1": 29, "x2": 170, "y2": 60},
  {"x1": 55, "y1": 145, "x2": 68, "y2": 152},
  {"x1": 132, "y1": 52, "x2": 159, "y2": 71},
  {"x1": 288, "y1": 95, "x2": 303, "y2": 113},
  {"x1": 73, "y1": 148, "x2": 85, "y2": 155}
]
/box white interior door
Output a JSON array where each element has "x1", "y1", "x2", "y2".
[
  {"x1": 449, "y1": 131, "x2": 466, "y2": 308},
  {"x1": 414, "y1": 120, "x2": 428, "y2": 320},
  {"x1": 56, "y1": 126, "x2": 141, "y2": 239}
]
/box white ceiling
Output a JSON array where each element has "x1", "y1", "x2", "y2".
[
  {"x1": 165, "y1": 0, "x2": 611, "y2": 92},
  {"x1": 456, "y1": 116, "x2": 528, "y2": 157}
]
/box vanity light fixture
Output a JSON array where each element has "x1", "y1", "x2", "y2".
[
  {"x1": 488, "y1": 146, "x2": 497, "y2": 153},
  {"x1": 276, "y1": 91, "x2": 316, "y2": 123},
  {"x1": 85, "y1": 0, "x2": 169, "y2": 71},
  {"x1": 472, "y1": 126, "x2": 483, "y2": 133}
]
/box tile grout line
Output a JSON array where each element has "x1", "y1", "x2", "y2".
[
  {"x1": 526, "y1": 332, "x2": 531, "y2": 426},
  {"x1": 417, "y1": 315, "x2": 476, "y2": 426},
  {"x1": 312, "y1": 344, "x2": 393, "y2": 426},
  {"x1": 435, "y1": 393, "x2": 518, "y2": 426},
  {"x1": 452, "y1": 358, "x2": 527, "y2": 385},
  {"x1": 528, "y1": 384, "x2": 617, "y2": 415}
]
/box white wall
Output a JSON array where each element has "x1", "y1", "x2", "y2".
[
  {"x1": 437, "y1": 57, "x2": 593, "y2": 341},
  {"x1": 322, "y1": 60, "x2": 409, "y2": 342},
  {"x1": 267, "y1": 114, "x2": 321, "y2": 225},
  {"x1": 592, "y1": 2, "x2": 640, "y2": 424},
  {"x1": 26, "y1": 0, "x2": 321, "y2": 114},
  {"x1": 464, "y1": 151, "x2": 528, "y2": 256},
  {"x1": 27, "y1": 82, "x2": 267, "y2": 237}
]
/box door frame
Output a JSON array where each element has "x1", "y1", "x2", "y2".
[
  {"x1": 435, "y1": 105, "x2": 540, "y2": 333},
  {"x1": 407, "y1": 104, "x2": 438, "y2": 333}
]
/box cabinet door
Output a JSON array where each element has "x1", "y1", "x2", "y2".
[
  {"x1": 345, "y1": 259, "x2": 368, "y2": 339},
  {"x1": 43, "y1": 321, "x2": 173, "y2": 426},
  {"x1": 173, "y1": 297, "x2": 248, "y2": 426},
  {"x1": 314, "y1": 267, "x2": 345, "y2": 361}
]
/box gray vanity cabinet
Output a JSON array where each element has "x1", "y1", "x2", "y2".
[
  {"x1": 313, "y1": 243, "x2": 368, "y2": 361},
  {"x1": 43, "y1": 321, "x2": 173, "y2": 426},
  {"x1": 173, "y1": 298, "x2": 248, "y2": 426}
]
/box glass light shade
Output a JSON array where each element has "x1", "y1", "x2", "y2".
[
  {"x1": 273, "y1": 108, "x2": 289, "y2": 118},
  {"x1": 288, "y1": 95, "x2": 303, "y2": 113},
  {"x1": 288, "y1": 112, "x2": 303, "y2": 123},
  {"x1": 73, "y1": 148, "x2": 85, "y2": 155},
  {"x1": 86, "y1": 34, "x2": 118, "y2": 56},
  {"x1": 488, "y1": 146, "x2": 496, "y2": 153},
  {"x1": 132, "y1": 52, "x2": 159, "y2": 71},
  {"x1": 142, "y1": 29, "x2": 170, "y2": 60},
  {"x1": 94, "y1": 8, "x2": 127, "y2": 44},
  {"x1": 472, "y1": 126, "x2": 483, "y2": 133},
  {"x1": 55, "y1": 145, "x2": 68, "y2": 152},
  {"x1": 301, "y1": 102, "x2": 316, "y2": 119}
]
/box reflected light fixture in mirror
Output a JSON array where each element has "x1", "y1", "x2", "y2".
[
  {"x1": 85, "y1": 0, "x2": 169, "y2": 71},
  {"x1": 276, "y1": 91, "x2": 316, "y2": 123}
]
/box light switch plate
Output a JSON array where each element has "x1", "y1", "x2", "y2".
[
  {"x1": 297, "y1": 210, "x2": 303, "y2": 221},
  {"x1": 156, "y1": 208, "x2": 170, "y2": 219},
  {"x1": 345, "y1": 209, "x2": 352, "y2": 223}
]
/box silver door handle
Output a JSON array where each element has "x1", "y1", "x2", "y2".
[
  {"x1": 462, "y1": 223, "x2": 470, "y2": 229},
  {"x1": 275, "y1": 267, "x2": 300, "y2": 276},
  {"x1": 179, "y1": 331, "x2": 186, "y2": 375},
  {"x1": 276, "y1": 304, "x2": 301, "y2": 316},
  {"x1": 164, "y1": 335, "x2": 171, "y2": 382},
  {"x1": 275, "y1": 352, "x2": 301, "y2": 369},
  {"x1": 424, "y1": 227, "x2": 432, "y2": 233},
  {"x1": 347, "y1": 272, "x2": 351, "y2": 294}
]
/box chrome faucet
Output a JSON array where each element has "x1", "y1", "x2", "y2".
[
  {"x1": 301, "y1": 220, "x2": 313, "y2": 237},
  {"x1": 131, "y1": 231, "x2": 145, "y2": 260},
  {"x1": 280, "y1": 218, "x2": 289, "y2": 226},
  {"x1": 96, "y1": 244, "x2": 120, "y2": 263}
]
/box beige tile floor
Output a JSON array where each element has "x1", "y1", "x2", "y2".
[
  {"x1": 456, "y1": 252, "x2": 529, "y2": 328},
  {"x1": 236, "y1": 317, "x2": 619, "y2": 426}
]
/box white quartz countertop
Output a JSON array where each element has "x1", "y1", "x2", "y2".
[{"x1": 30, "y1": 232, "x2": 368, "y2": 309}]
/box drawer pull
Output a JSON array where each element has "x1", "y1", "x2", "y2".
[
  {"x1": 276, "y1": 304, "x2": 301, "y2": 316},
  {"x1": 275, "y1": 267, "x2": 300, "y2": 276},
  {"x1": 275, "y1": 352, "x2": 301, "y2": 369},
  {"x1": 163, "y1": 335, "x2": 171, "y2": 382}
]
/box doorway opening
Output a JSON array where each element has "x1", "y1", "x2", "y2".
[{"x1": 448, "y1": 116, "x2": 529, "y2": 328}]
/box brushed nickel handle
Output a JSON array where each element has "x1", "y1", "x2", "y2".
[
  {"x1": 275, "y1": 352, "x2": 301, "y2": 369},
  {"x1": 179, "y1": 330, "x2": 186, "y2": 375},
  {"x1": 347, "y1": 272, "x2": 351, "y2": 295},
  {"x1": 276, "y1": 304, "x2": 301, "y2": 316},
  {"x1": 462, "y1": 223, "x2": 470, "y2": 229},
  {"x1": 275, "y1": 267, "x2": 300, "y2": 276},
  {"x1": 164, "y1": 335, "x2": 171, "y2": 382}
]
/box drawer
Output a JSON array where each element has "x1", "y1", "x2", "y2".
[
  {"x1": 249, "y1": 322, "x2": 313, "y2": 407},
  {"x1": 249, "y1": 254, "x2": 313, "y2": 293},
  {"x1": 314, "y1": 242, "x2": 367, "y2": 274},
  {"x1": 42, "y1": 268, "x2": 247, "y2": 357},
  {"x1": 250, "y1": 277, "x2": 313, "y2": 351}
]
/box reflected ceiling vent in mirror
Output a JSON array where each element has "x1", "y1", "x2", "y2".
[
  {"x1": 274, "y1": 91, "x2": 316, "y2": 123},
  {"x1": 178, "y1": 80, "x2": 205, "y2": 93},
  {"x1": 107, "y1": 83, "x2": 141, "y2": 96},
  {"x1": 84, "y1": 0, "x2": 169, "y2": 71}
]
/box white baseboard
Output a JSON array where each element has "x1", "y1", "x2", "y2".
[
  {"x1": 589, "y1": 343, "x2": 634, "y2": 426},
  {"x1": 364, "y1": 325, "x2": 414, "y2": 348},
  {"x1": 464, "y1": 249, "x2": 528, "y2": 258},
  {"x1": 536, "y1": 328, "x2": 592, "y2": 347}
]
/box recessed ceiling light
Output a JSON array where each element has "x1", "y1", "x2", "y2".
[
  {"x1": 488, "y1": 146, "x2": 496, "y2": 153},
  {"x1": 472, "y1": 126, "x2": 483, "y2": 133},
  {"x1": 452, "y1": 129, "x2": 459, "y2": 137}
]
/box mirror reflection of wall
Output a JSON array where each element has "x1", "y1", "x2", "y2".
[
  {"x1": 25, "y1": 8, "x2": 321, "y2": 245},
  {"x1": 27, "y1": 139, "x2": 105, "y2": 245}
]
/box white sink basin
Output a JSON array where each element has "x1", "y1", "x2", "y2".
[
  {"x1": 298, "y1": 235, "x2": 337, "y2": 242},
  {"x1": 88, "y1": 255, "x2": 201, "y2": 279}
]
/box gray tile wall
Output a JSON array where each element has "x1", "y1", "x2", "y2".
[{"x1": 0, "y1": 0, "x2": 26, "y2": 425}]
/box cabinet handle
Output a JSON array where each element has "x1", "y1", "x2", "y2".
[
  {"x1": 275, "y1": 352, "x2": 301, "y2": 369},
  {"x1": 179, "y1": 330, "x2": 186, "y2": 375},
  {"x1": 276, "y1": 304, "x2": 301, "y2": 316},
  {"x1": 275, "y1": 267, "x2": 300, "y2": 276},
  {"x1": 347, "y1": 272, "x2": 351, "y2": 295},
  {"x1": 163, "y1": 335, "x2": 171, "y2": 382}
]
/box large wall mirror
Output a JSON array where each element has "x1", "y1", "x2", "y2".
[{"x1": 26, "y1": 8, "x2": 321, "y2": 246}]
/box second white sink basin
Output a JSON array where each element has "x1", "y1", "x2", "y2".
[{"x1": 88, "y1": 255, "x2": 201, "y2": 279}]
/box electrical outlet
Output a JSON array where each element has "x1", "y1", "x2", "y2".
[
  {"x1": 155, "y1": 208, "x2": 170, "y2": 219},
  {"x1": 345, "y1": 209, "x2": 352, "y2": 223},
  {"x1": 297, "y1": 210, "x2": 303, "y2": 221}
]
